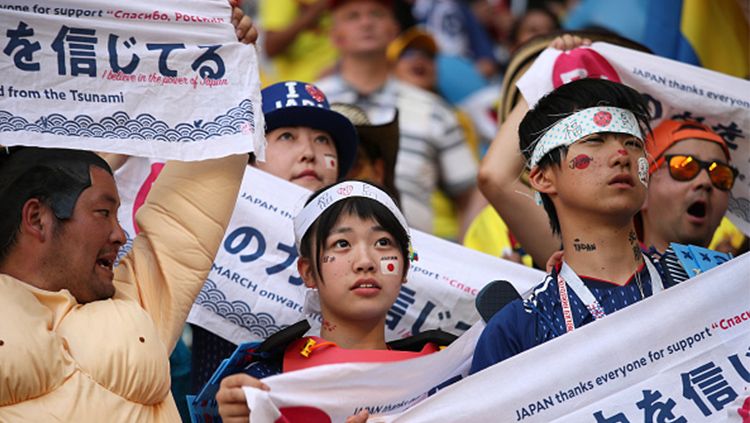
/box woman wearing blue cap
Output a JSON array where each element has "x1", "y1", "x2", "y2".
[{"x1": 253, "y1": 80, "x2": 359, "y2": 189}]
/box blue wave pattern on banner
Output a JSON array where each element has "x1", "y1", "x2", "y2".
[
  {"x1": 0, "y1": 99, "x2": 254, "y2": 142},
  {"x1": 728, "y1": 194, "x2": 750, "y2": 221},
  {"x1": 196, "y1": 279, "x2": 285, "y2": 338}
]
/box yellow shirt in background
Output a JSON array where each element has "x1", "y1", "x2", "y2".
[{"x1": 260, "y1": 0, "x2": 338, "y2": 84}]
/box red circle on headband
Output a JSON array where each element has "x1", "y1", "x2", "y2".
[
  {"x1": 552, "y1": 48, "x2": 621, "y2": 89},
  {"x1": 593, "y1": 111, "x2": 612, "y2": 127}
]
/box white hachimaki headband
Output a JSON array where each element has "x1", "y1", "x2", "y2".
[
  {"x1": 293, "y1": 181, "x2": 412, "y2": 254},
  {"x1": 528, "y1": 106, "x2": 643, "y2": 169}
]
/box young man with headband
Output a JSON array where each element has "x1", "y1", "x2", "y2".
[{"x1": 471, "y1": 78, "x2": 673, "y2": 372}]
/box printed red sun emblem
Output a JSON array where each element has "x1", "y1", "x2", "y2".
[
  {"x1": 305, "y1": 84, "x2": 326, "y2": 102},
  {"x1": 387, "y1": 263, "x2": 395, "y2": 272},
  {"x1": 593, "y1": 111, "x2": 612, "y2": 127}
]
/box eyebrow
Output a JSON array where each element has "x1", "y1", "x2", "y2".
[
  {"x1": 329, "y1": 225, "x2": 386, "y2": 235},
  {"x1": 99, "y1": 194, "x2": 120, "y2": 207}
]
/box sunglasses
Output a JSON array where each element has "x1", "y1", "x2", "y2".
[{"x1": 663, "y1": 154, "x2": 738, "y2": 191}]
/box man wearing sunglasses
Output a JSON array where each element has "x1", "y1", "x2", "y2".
[{"x1": 640, "y1": 119, "x2": 738, "y2": 253}]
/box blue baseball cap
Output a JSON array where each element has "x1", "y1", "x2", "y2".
[{"x1": 262, "y1": 81, "x2": 359, "y2": 179}]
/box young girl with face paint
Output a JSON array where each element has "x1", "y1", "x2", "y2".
[
  {"x1": 470, "y1": 79, "x2": 677, "y2": 374},
  {"x1": 216, "y1": 181, "x2": 452, "y2": 423},
  {"x1": 190, "y1": 80, "x2": 361, "y2": 393}
]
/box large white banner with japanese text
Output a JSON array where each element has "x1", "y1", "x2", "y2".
[
  {"x1": 517, "y1": 42, "x2": 750, "y2": 236},
  {"x1": 242, "y1": 253, "x2": 750, "y2": 423},
  {"x1": 113, "y1": 158, "x2": 544, "y2": 344},
  {"x1": 0, "y1": 0, "x2": 264, "y2": 160}
]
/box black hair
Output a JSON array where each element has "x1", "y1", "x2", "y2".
[
  {"x1": 518, "y1": 78, "x2": 652, "y2": 236},
  {"x1": 299, "y1": 181, "x2": 409, "y2": 282},
  {"x1": 0, "y1": 147, "x2": 113, "y2": 262}
]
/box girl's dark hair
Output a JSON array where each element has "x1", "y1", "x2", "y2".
[
  {"x1": 518, "y1": 78, "x2": 652, "y2": 236},
  {"x1": 299, "y1": 182, "x2": 409, "y2": 282}
]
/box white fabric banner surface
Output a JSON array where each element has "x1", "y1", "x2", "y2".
[
  {"x1": 0, "y1": 0, "x2": 264, "y2": 160},
  {"x1": 242, "y1": 253, "x2": 750, "y2": 423},
  {"x1": 184, "y1": 165, "x2": 544, "y2": 344},
  {"x1": 243, "y1": 321, "x2": 485, "y2": 423},
  {"x1": 517, "y1": 42, "x2": 750, "y2": 236}
]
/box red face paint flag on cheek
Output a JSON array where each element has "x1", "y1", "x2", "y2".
[
  {"x1": 617, "y1": 149, "x2": 627, "y2": 156},
  {"x1": 324, "y1": 154, "x2": 337, "y2": 169},
  {"x1": 569, "y1": 154, "x2": 593, "y2": 169},
  {"x1": 380, "y1": 256, "x2": 399, "y2": 275}
]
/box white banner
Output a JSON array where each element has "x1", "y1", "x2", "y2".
[
  {"x1": 517, "y1": 42, "x2": 750, "y2": 236},
  {"x1": 0, "y1": 0, "x2": 264, "y2": 160},
  {"x1": 242, "y1": 252, "x2": 750, "y2": 423},
  {"x1": 243, "y1": 321, "x2": 485, "y2": 423},
  {"x1": 112, "y1": 158, "x2": 544, "y2": 344},
  {"x1": 185, "y1": 166, "x2": 543, "y2": 344}
]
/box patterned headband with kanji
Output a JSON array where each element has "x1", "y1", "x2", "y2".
[
  {"x1": 293, "y1": 181, "x2": 410, "y2": 251},
  {"x1": 529, "y1": 106, "x2": 643, "y2": 169}
]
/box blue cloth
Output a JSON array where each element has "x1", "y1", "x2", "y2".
[
  {"x1": 471, "y1": 261, "x2": 670, "y2": 374},
  {"x1": 642, "y1": 0, "x2": 700, "y2": 66},
  {"x1": 435, "y1": 54, "x2": 487, "y2": 104},
  {"x1": 190, "y1": 325, "x2": 237, "y2": 394},
  {"x1": 563, "y1": 0, "x2": 647, "y2": 44}
]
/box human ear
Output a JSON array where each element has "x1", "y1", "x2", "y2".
[
  {"x1": 20, "y1": 199, "x2": 54, "y2": 242},
  {"x1": 372, "y1": 159, "x2": 386, "y2": 186},
  {"x1": 529, "y1": 166, "x2": 557, "y2": 196},
  {"x1": 297, "y1": 257, "x2": 318, "y2": 289}
]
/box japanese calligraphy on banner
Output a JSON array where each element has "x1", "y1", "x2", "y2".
[
  {"x1": 112, "y1": 158, "x2": 544, "y2": 344},
  {"x1": 517, "y1": 42, "x2": 750, "y2": 236},
  {"x1": 242, "y1": 253, "x2": 750, "y2": 423},
  {"x1": 0, "y1": 0, "x2": 264, "y2": 160},
  {"x1": 186, "y1": 165, "x2": 543, "y2": 343}
]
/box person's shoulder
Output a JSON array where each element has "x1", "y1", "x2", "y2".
[
  {"x1": 522, "y1": 272, "x2": 559, "y2": 311},
  {"x1": 392, "y1": 80, "x2": 453, "y2": 112},
  {"x1": 315, "y1": 74, "x2": 345, "y2": 94},
  {"x1": 387, "y1": 329, "x2": 457, "y2": 351}
]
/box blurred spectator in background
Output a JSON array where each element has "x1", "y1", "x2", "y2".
[
  {"x1": 318, "y1": 0, "x2": 484, "y2": 239},
  {"x1": 411, "y1": 0, "x2": 499, "y2": 79},
  {"x1": 259, "y1": 0, "x2": 338, "y2": 84},
  {"x1": 509, "y1": 7, "x2": 561, "y2": 51},
  {"x1": 331, "y1": 102, "x2": 402, "y2": 202},
  {"x1": 387, "y1": 28, "x2": 485, "y2": 240}
]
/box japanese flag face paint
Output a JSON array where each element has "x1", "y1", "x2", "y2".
[
  {"x1": 380, "y1": 256, "x2": 399, "y2": 275},
  {"x1": 324, "y1": 154, "x2": 337, "y2": 170},
  {"x1": 569, "y1": 154, "x2": 593, "y2": 170},
  {"x1": 638, "y1": 157, "x2": 649, "y2": 187}
]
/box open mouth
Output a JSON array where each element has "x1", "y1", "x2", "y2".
[
  {"x1": 96, "y1": 257, "x2": 114, "y2": 270},
  {"x1": 351, "y1": 280, "x2": 381, "y2": 290},
  {"x1": 687, "y1": 201, "x2": 707, "y2": 218}
]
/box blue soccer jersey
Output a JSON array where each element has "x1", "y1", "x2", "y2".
[{"x1": 471, "y1": 261, "x2": 669, "y2": 374}]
